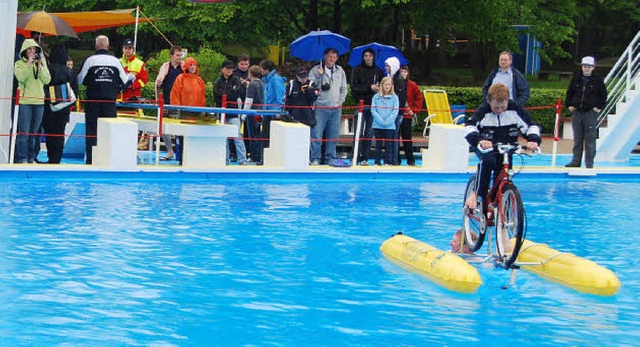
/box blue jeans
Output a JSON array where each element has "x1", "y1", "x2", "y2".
[
  {"x1": 311, "y1": 107, "x2": 341, "y2": 162},
  {"x1": 226, "y1": 117, "x2": 247, "y2": 164},
  {"x1": 15, "y1": 104, "x2": 44, "y2": 163}
]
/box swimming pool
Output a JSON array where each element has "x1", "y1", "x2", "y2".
[{"x1": 0, "y1": 172, "x2": 638, "y2": 345}]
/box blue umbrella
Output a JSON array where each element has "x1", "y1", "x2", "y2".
[
  {"x1": 348, "y1": 42, "x2": 409, "y2": 70},
  {"x1": 290, "y1": 30, "x2": 351, "y2": 61}
]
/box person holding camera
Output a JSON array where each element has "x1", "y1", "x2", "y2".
[
  {"x1": 285, "y1": 67, "x2": 319, "y2": 127},
  {"x1": 309, "y1": 48, "x2": 348, "y2": 165},
  {"x1": 14, "y1": 38, "x2": 51, "y2": 164}
]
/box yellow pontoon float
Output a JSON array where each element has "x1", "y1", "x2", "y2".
[{"x1": 380, "y1": 233, "x2": 482, "y2": 293}]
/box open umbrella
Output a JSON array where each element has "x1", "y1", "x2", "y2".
[
  {"x1": 348, "y1": 42, "x2": 408, "y2": 70},
  {"x1": 17, "y1": 11, "x2": 78, "y2": 38},
  {"x1": 290, "y1": 30, "x2": 351, "y2": 61}
]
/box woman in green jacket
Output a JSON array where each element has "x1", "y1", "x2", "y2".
[{"x1": 14, "y1": 38, "x2": 51, "y2": 163}]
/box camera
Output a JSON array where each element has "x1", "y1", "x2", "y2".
[
  {"x1": 34, "y1": 52, "x2": 41, "y2": 61},
  {"x1": 321, "y1": 83, "x2": 331, "y2": 91}
]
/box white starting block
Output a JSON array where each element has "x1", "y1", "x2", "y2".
[
  {"x1": 92, "y1": 118, "x2": 138, "y2": 169},
  {"x1": 263, "y1": 121, "x2": 310, "y2": 169},
  {"x1": 164, "y1": 122, "x2": 236, "y2": 168},
  {"x1": 421, "y1": 124, "x2": 469, "y2": 172}
]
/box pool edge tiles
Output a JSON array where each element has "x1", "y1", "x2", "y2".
[{"x1": 2, "y1": 165, "x2": 640, "y2": 183}]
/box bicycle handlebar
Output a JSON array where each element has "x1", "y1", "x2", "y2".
[{"x1": 476, "y1": 143, "x2": 539, "y2": 155}]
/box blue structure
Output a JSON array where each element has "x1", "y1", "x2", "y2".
[{"x1": 512, "y1": 25, "x2": 541, "y2": 76}]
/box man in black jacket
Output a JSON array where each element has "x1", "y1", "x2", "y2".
[
  {"x1": 213, "y1": 60, "x2": 247, "y2": 164},
  {"x1": 564, "y1": 56, "x2": 608, "y2": 169},
  {"x1": 350, "y1": 48, "x2": 385, "y2": 165},
  {"x1": 78, "y1": 35, "x2": 134, "y2": 164}
]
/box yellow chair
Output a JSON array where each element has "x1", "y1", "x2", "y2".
[{"x1": 422, "y1": 89, "x2": 466, "y2": 137}]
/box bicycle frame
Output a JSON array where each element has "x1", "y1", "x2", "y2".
[
  {"x1": 462, "y1": 143, "x2": 526, "y2": 269},
  {"x1": 485, "y1": 145, "x2": 515, "y2": 226}
]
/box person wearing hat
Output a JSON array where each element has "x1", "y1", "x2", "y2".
[
  {"x1": 285, "y1": 67, "x2": 319, "y2": 127},
  {"x1": 119, "y1": 38, "x2": 148, "y2": 102},
  {"x1": 213, "y1": 60, "x2": 247, "y2": 165},
  {"x1": 564, "y1": 56, "x2": 608, "y2": 169}
]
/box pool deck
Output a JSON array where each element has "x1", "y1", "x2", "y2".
[{"x1": 2, "y1": 138, "x2": 639, "y2": 177}]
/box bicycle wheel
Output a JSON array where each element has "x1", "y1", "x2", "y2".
[
  {"x1": 495, "y1": 183, "x2": 525, "y2": 268},
  {"x1": 462, "y1": 176, "x2": 486, "y2": 252}
]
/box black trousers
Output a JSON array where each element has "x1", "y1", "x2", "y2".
[
  {"x1": 42, "y1": 107, "x2": 70, "y2": 164},
  {"x1": 400, "y1": 117, "x2": 415, "y2": 165},
  {"x1": 84, "y1": 102, "x2": 116, "y2": 164}
]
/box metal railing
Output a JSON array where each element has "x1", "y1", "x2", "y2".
[{"x1": 597, "y1": 31, "x2": 640, "y2": 128}]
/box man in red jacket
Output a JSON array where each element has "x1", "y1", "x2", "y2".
[
  {"x1": 400, "y1": 65, "x2": 423, "y2": 166},
  {"x1": 119, "y1": 38, "x2": 148, "y2": 101}
]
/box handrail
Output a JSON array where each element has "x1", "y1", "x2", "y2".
[{"x1": 597, "y1": 31, "x2": 640, "y2": 128}]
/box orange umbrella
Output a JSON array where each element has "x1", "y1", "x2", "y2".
[{"x1": 17, "y1": 11, "x2": 78, "y2": 38}]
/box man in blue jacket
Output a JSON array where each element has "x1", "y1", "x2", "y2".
[
  {"x1": 482, "y1": 51, "x2": 530, "y2": 108},
  {"x1": 259, "y1": 59, "x2": 285, "y2": 151}
]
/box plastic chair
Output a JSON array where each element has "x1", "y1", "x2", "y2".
[{"x1": 422, "y1": 89, "x2": 466, "y2": 137}]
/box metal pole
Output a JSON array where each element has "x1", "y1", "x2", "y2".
[
  {"x1": 156, "y1": 94, "x2": 164, "y2": 165},
  {"x1": 133, "y1": 6, "x2": 140, "y2": 49},
  {"x1": 353, "y1": 100, "x2": 364, "y2": 165},
  {"x1": 551, "y1": 99, "x2": 562, "y2": 168},
  {"x1": 9, "y1": 90, "x2": 20, "y2": 164}
]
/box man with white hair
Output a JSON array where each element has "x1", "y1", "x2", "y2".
[
  {"x1": 564, "y1": 56, "x2": 607, "y2": 169},
  {"x1": 78, "y1": 35, "x2": 134, "y2": 164}
]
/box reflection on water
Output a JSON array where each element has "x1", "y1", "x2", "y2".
[{"x1": 0, "y1": 178, "x2": 638, "y2": 345}]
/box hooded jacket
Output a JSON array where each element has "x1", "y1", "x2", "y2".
[
  {"x1": 14, "y1": 38, "x2": 51, "y2": 105},
  {"x1": 385, "y1": 57, "x2": 406, "y2": 117},
  {"x1": 45, "y1": 45, "x2": 77, "y2": 113},
  {"x1": 262, "y1": 69, "x2": 286, "y2": 111},
  {"x1": 170, "y1": 57, "x2": 206, "y2": 107}
]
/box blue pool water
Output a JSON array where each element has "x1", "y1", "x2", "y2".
[{"x1": 1, "y1": 173, "x2": 639, "y2": 345}]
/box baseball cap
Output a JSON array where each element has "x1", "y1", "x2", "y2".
[
  {"x1": 297, "y1": 67, "x2": 308, "y2": 78},
  {"x1": 123, "y1": 39, "x2": 134, "y2": 47},
  {"x1": 581, "y1": 56, "x2": 595, "y2": 66},
  {"x1": 222, "y1": 60, "x2": 235, "y2": 69}
]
